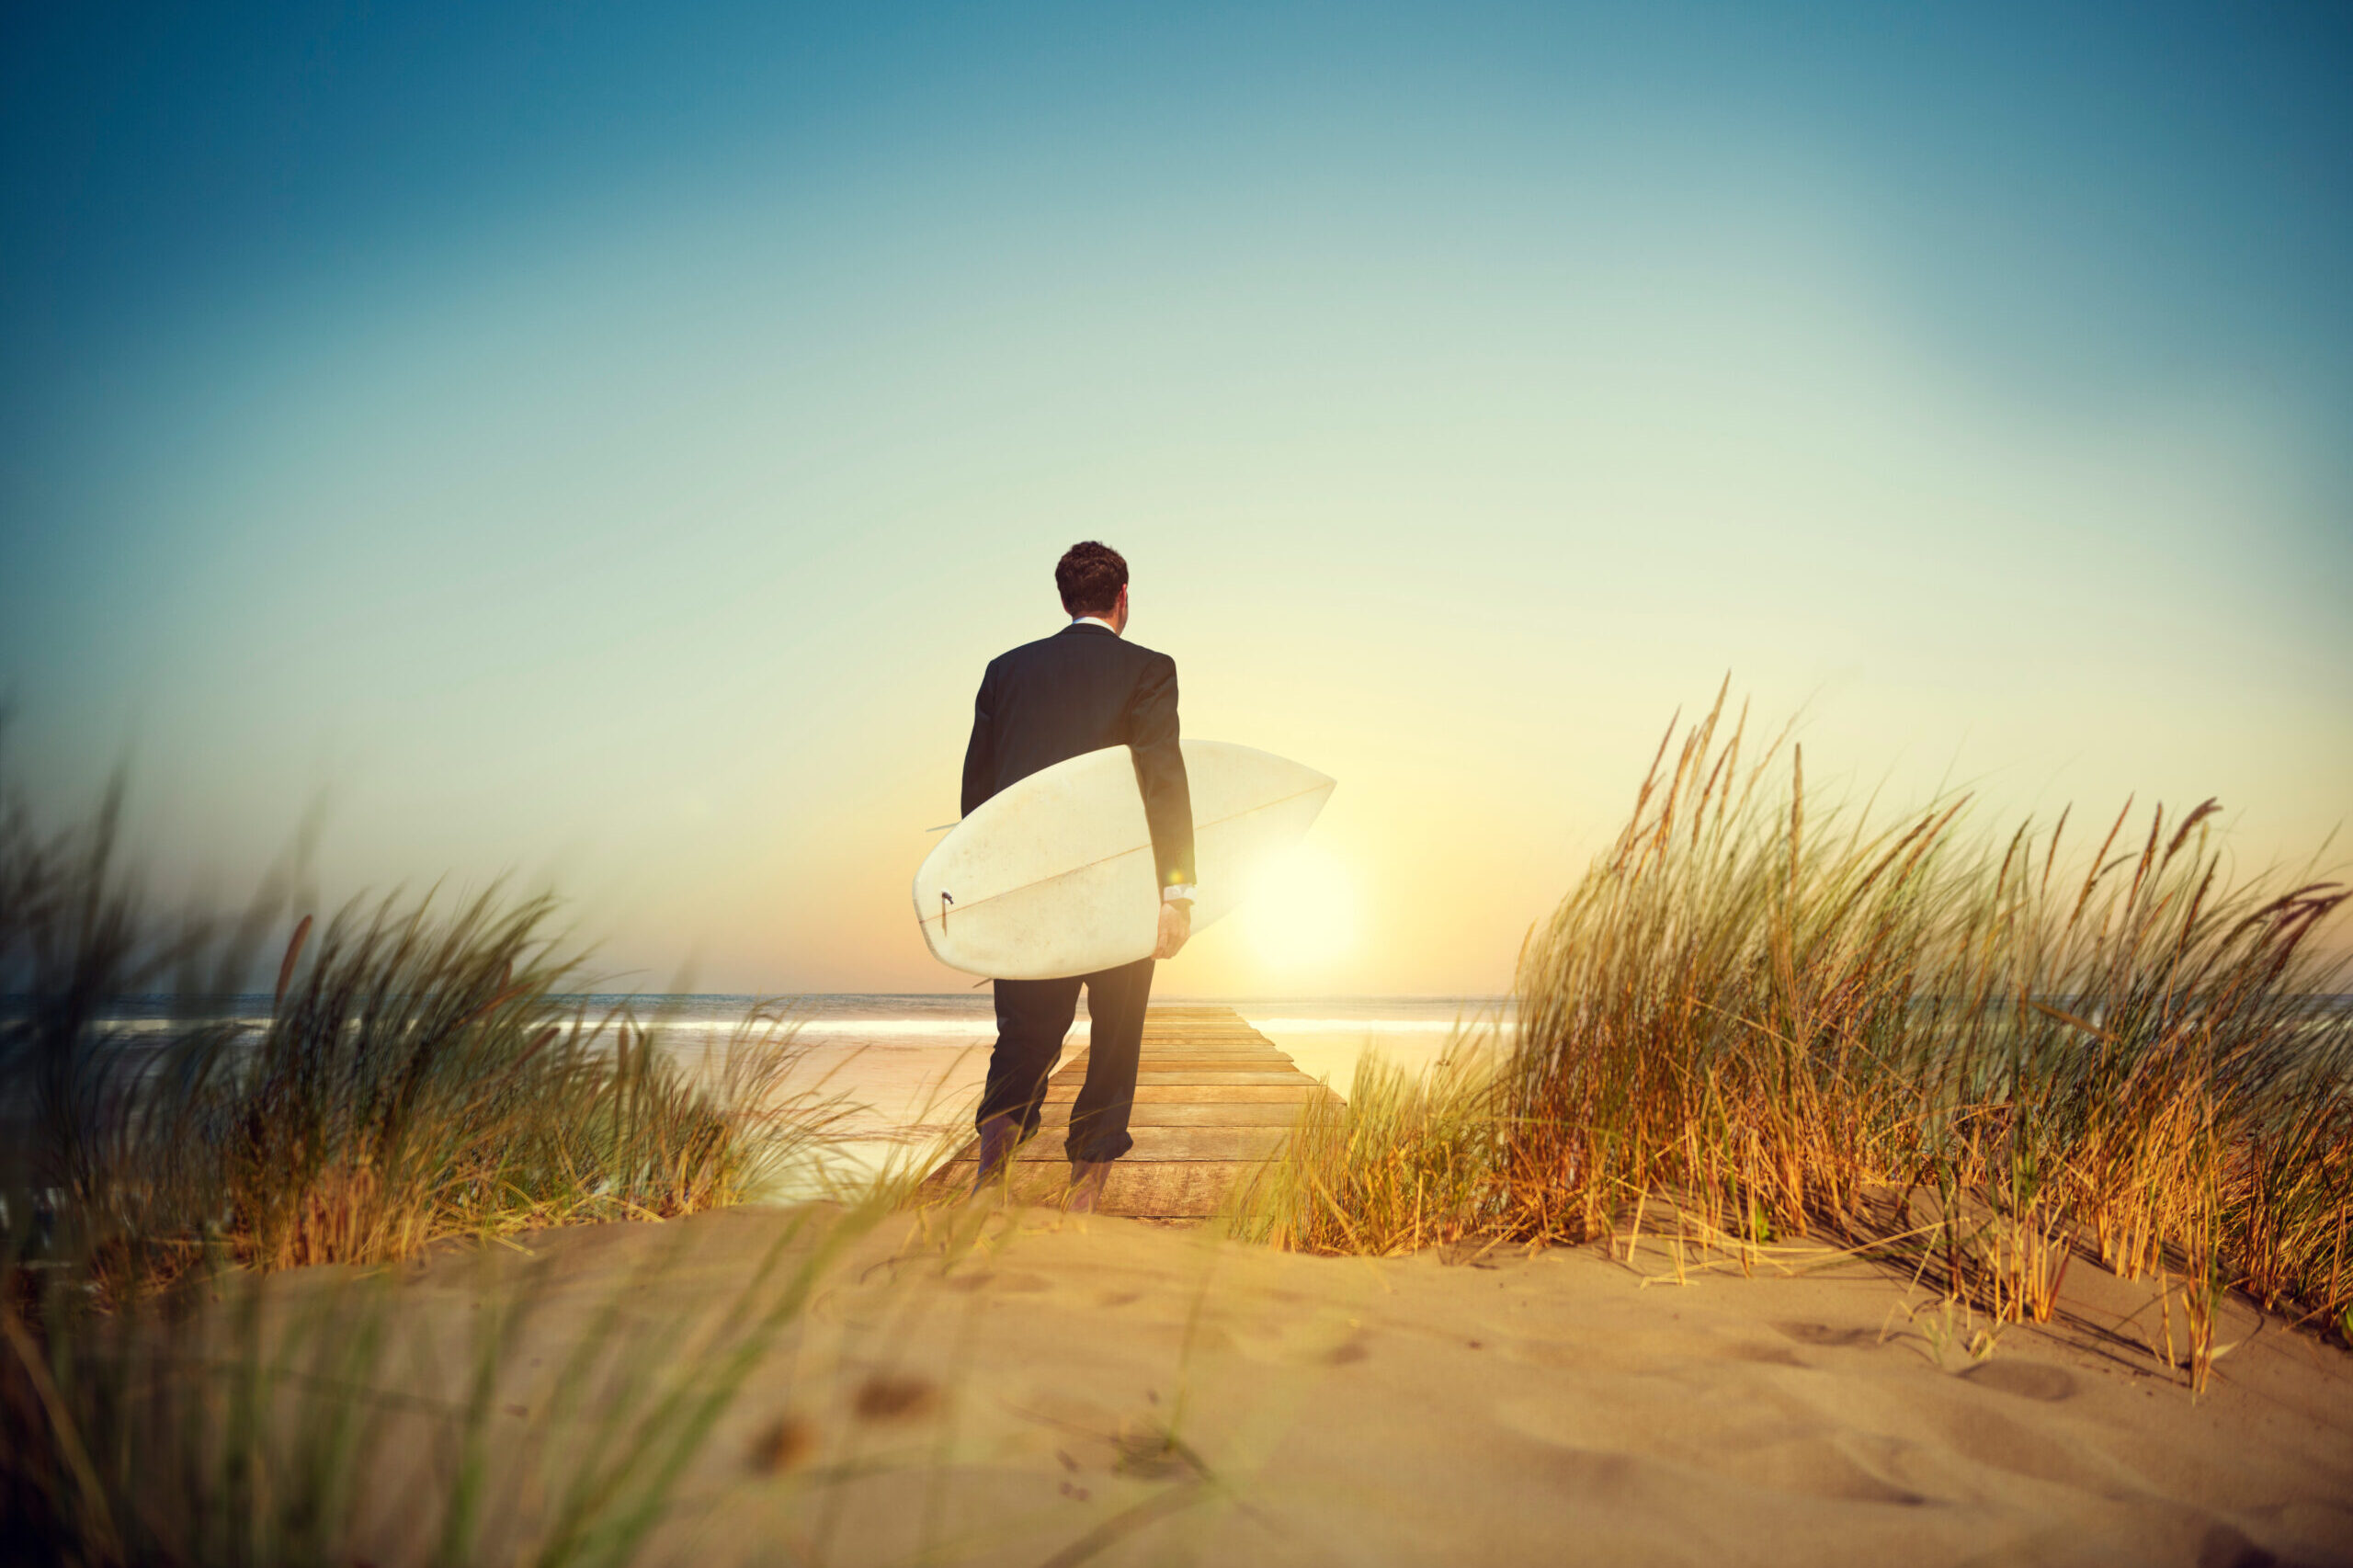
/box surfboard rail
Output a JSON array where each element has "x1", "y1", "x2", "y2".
[{"x1": 914, "y1": 739, "x2": 1334, "y2": 981}]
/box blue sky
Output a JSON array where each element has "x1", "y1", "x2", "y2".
[{"x1": 4, "y1": 3, "x2": 2347, "y2": 992}]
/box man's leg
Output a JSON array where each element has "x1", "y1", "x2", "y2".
[
  {"x1": 975, "y1": 976, "x2": 1082, "y2": 1187},
  {"x1": 1065, "y1": 955, "x2": 1154, "y2": 1167}
]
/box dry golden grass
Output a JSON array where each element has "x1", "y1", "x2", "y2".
[
  {"x1": 1240, "y1": 687, "x2": 2352, "y2": 1390},
  {"x1": 1, "y1": 770, "x2": 849, "y2": 1290},
  {"x1": 0, "y1": 762, "x2": 870, "y2": 1563},
  {"x1": 1225, "y1": 1042, "x2": 1502, "y2": 1256}
]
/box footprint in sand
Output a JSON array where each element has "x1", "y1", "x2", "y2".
[
  {"x1": 852, "y1": 1374, "x2": 942, "y2": 1421},
  {"x1": 1493, "y1": 1403, "x2": 1927, "y2": 1506},
  {"x1": 942, "y1": 1269, "x2": 1053, "y2": 1294},
  {"x1": 1958, "y1": 1360, "x2": 2076, "y2": 1403},
  {"x1": 1774, "y1": 1321, "x2": 1878, "y2": 1349},
  {"x1": 2198, "y1": 1521, "x2": 2284, "y2": 1568},
  {"x1": 1226, "y1": 1315, "x2": 1364, "y2": 1366},
  {"x1": 988, "y1": 1271, "x2": 1053, "y2": 1293},
  {"x1": 1721, "y1": 1342, "x2": 1809, "y2": 1369},
  {"x1": 1496, "y1": 1336, "x2": 1583, "y2": 1370},
  {"x1": 1727, "y1": 1436, "x2": 1930, "y2": 1506}
]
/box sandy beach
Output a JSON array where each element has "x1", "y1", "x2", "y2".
[
  {"x1": 11, "y1": 7, "x2": 2353, "y2": 1564},
  {"x1": 286, "y1": 1201, "x2": 2353, "y2": 1567}
]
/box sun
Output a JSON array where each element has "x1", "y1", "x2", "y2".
[{"x1": 1236, "y1": 842, "x2": 1357, "y2": 970}]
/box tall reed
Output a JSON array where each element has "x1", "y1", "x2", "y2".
[
  {"x1": 1239, "y1": 689, "x2": 2351, "y2": 1384},
  {"x1": 1227, "y1": 1046, "x2": 1500, "y2": 1256},
  {"x1": 1501, "y1": 688, "x2": 2352, "y2": 1360},
  {"x1": 0, "y1": 762, "x2": 848, "y2": 1287},
  {"x1": 0, "y1": 755, "x2": 870, "y2": 1562}
]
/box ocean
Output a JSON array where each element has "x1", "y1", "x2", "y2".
[{"x1": 71, "y1": 993, "x2": 1513, "y2": 1194}]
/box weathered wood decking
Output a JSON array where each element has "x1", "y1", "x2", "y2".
[{"x1": 925, "y1": 1005, "x2": 1339, "y2": 1218}]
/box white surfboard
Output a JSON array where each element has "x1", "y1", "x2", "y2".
[{"x1": 913, "y1": 740, "x2": 1335, "y2": 980}]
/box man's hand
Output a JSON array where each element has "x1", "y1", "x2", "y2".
[{"x1": 1154, "y1": 899, "x2": 1192, "y2": 960}]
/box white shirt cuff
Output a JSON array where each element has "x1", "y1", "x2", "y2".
[{"x1": 1163, "y1": 884, "x2": 1196, "y2": 903}]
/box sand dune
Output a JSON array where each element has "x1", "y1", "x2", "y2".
[{"x1": 326, "y1": 1205, "x2": 2352, "y2": 1566}]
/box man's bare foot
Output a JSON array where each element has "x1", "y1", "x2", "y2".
[{"x1": 1065, "y1": 1160, "x2": 1111, "y2": 1213}]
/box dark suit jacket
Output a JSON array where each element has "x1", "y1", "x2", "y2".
[{"x1": 961, "y1": 623, "x2": 1196, "y2": 892}]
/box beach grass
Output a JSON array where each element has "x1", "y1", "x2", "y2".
[
  {"x1": 1, "y1": 766, "x2": 850, "y2": 1289},
  {"x1": 3, "y1": 1190, "x2": 887, "y2": 1567},
  {"x1": 1238, "y1": 687, "x2": 2353, "y2": 1386},
  {"x1": 1, "y1": 761, "x2": 874, "y2": 1559},
  {"x1": 1224, "y1": 1046, "x2": 1501, "y2": 1256},
  {"x1": 9, "y1": 696, "x2": 2349, "y2": 1561}
]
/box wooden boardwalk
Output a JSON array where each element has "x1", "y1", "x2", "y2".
[{"x1": 925, "y1": 1005, "x2": 1339, "y2": 1218}]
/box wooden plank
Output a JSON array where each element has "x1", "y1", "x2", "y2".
[
  {"x1": 931, "y1": 1160, "x2": 1269, "y2": 1217},
  {"x1": 1047, "y1": 1072, "x2": 1293, "y2": 1085},
  {"x1": 1115, "y1": 1051, "x2": 1289, "y2": 1063},
  {"x1": 1041, "y1": 1084, "x2": 1325, "y2": 1105},
  {"x1": 1013, "y1": 1100, "x2": 1323, "y2": 1130},
  {"x1": 1000, "y1": 1126, "x2": 1290, "y2": 1163},
  {"x1": 1130, "y1": 1071, "x2": 1315, "y2": 1085},
  {"x1": 1131, "y1": 1031, "x2": 1280, "y2": 1041},
  {"x1": 1124, "y1": 1102, "x2": 1334, "y2": 1127},
  {"x1": 1120, "y1": 1040, "x2": 1280, "y2": 1050},
  {"x1": 1124, "y1": 1030, "x2": 1279, "y2": 1045},
  {"x1": 922, "y1": 1005, "x2": 1327, "y2": 1217},
  {"x1": 1078, "y1": 1043, "x2": 1288, "y2": 1054}
]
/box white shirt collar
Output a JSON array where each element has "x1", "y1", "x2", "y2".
[{"x1": 1070, "y1": 616, "x2": 1120, "y2": 636}]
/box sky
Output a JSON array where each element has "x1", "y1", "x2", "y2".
[{"x1": 3, "y1": 2, "x2": 2348, "y2": 996}]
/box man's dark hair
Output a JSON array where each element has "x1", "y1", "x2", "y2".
[{"x1": 1055, "y1": 541, "x2": 1129, "y2": 617}]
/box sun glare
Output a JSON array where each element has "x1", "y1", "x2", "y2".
[{"x1": 1237, "y1": 842, "x2": 1357, "y2": 970}]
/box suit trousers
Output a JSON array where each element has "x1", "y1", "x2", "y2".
[{"x1": 978, "y1": 955, "x2": 1154, "y2": 1165}]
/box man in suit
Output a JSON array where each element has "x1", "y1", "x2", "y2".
[{"x1": 961, "y1": 540, "x2": 1195, "y2": 1212}]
